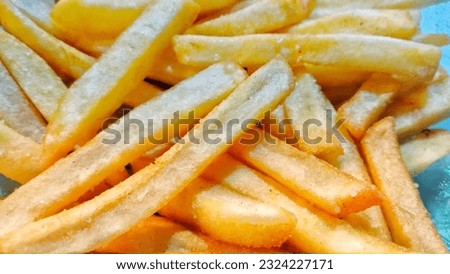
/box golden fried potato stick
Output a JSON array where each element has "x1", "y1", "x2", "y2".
[
  {"x1": 338, "y1": 73, "x2": 401, "y2": 140},
  {"x1": 0, "y1": 59, "x2": 294, "y2": 253},
  {"x1": 51, "y1": 0, "x2": 154, "y2": 39},
  {"x1": 285, "y1": 9, "x2": 418, "y2": 39},
  {"x1": 0, "y1": 62, "x2": 247, "y2": 239},
  {"x1": 361, "y1": 117, "x2": 448, "y2": 253},
  {"x1": 229, "y1": 129, "x2": 382, "y2": 217},
  {"x1": 0, "y1": 61, "x2": 45, "y2": 143},
  {"x1": 186, "y1": 0, "x2": 310, "y2": 36},
  {"x1": 160, "y1": 178, "x2": 296, "y2": 248},
  {"x1": 11, "y1": 0, "x2": 54, "y2": 31},
  {"x1": 50, "y1": 0, "x2": 238, "y2": 40},
  {"x1": 384, "y1": 76, "x2": 450, "y2": 139},
  {"x1": 174, "y1": 34, "x2": 441, "y2": 83},
  {"x1": 284, "y1": 73, "x2": 343, "y2": 162},
  {"x1": 412, "y1": 33, "x2": 450, "y2": 47},
  {"x1": 0, "y1": 122, "x2": 43, "y2": 184},
  {"x1": 0, "y1": 29, "x2": 68, "y2": 121},
  {"x1": 202, "y1": 154, "x2": 405, "y2": 253},
  {"x1": 0, "y1": 0, "x2": 96, "y2": 78},
  {"x1": 43, "y1": 0, "x2": 200, "y2": 165},
  {"x1": 315, "y1": 0, "x2": 447, "y2": 9},
  {"x1": 400, "y1": 129, "x2": 450, "y2": 176},
  {"x1": 336, "y1": 133, "x2": 392, "y2": 241}
]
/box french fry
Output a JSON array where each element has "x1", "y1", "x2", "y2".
[
  {"x1": 338, "y1": 73, "x2": 401, "y2": 140},
  {"x1": 0, "y1": 28, "x2": 68, "y2": 121},
  {"x1": 315, "y1": 0, "x2": 447, "y2": 9},
  {"x1": 51, "y1": 0, "x2": 154, "y2": 40},
  {"x1": 186, "y1": 0, "x2": 309, "y2": 36},
  {"x1": 202, "y1": 154, "x2": 405, "y2": 253},
  {"x1": 400, "y1": 129, "x2": 450, "y2": 176},
  {"x1": 0, "y1": 122, "x2": 43, "y2": 184},
  {"x1": 11, "y1": 0, "x2": 54, "y2": 31},
  {"x1": 43, "y1": 0, "x2": 200, "y2": 165},
  {"x1": 0, "y1": 61, "x2": 46, "y2": 143},
  {"x1": 284, "y1": 73, "x2": 344, "y2": 162},
  {"x1": 123, "y1": 82, "x2": 164, "y2": 108},
  {"x1": 361, "y1": 117, "x2": 448, "y2": 253},
  {"x1": 173, "y1": 34, "x2": 441, "y2": 83},
  {"x1": 0, "y1": 0, "x2": 96, "y2": 78},
  {"x1": 384, "y1": 76, "x2": 450, "y2": 139},
  {"x1": 50, "y1": 0, "x2": 237, "y2": 40},
  {"x1": 336, "y1": 133, "x2": 392, "y2": 241},
  {"x1": 412, "y1": 33, "x2": 450, "y2": 47},
  {"x1": 0, "y1": 59, "x2": 294, "y2": 253},
  {"x1": 0, "y1": 62, "x2": 247, "y2": 238},
  {"x1": 160, "y1": 178, "x2": 296, "y2": 248},
  {"x1": 229, "y1": 129, "x2": 382, "y2": 217},
  {"x1": 285, "y1": 9, "x2": 418, "y2": 39}
]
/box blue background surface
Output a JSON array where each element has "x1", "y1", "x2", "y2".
[{"x1": 422, "y1": 2, "x2": 450, "y2": 130}]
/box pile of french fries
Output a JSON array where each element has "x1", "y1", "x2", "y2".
[{"x1": 0, "y1": 0, "x2": 449, "y2": 254}]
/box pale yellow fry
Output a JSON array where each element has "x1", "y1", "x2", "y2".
[
  {"x1": 337, "y1": 132, "x2": 392, "y2": 241},
  {"x1": 385, "y1": 76, "x2": 450, "y2": 139},
  {"x1": 186, "y1": 0, "x2": 309, "y2": 36},
  {"x1": 0, "y1": 61, "x2": 45, "y2": 143},
  {"x1": 0, "y1": 59, "x2": 293, "y2": 253},
  {"x1": 315, "y1": 0, "x2": 447, "y2": 9},
  {"x1": 284, "y1": 73, "x2": 343, "y2": 162},
  {"x1": 50, "y1": 0, "x2": 234, "y2": 40},
  {"x1": 43, "y1": 0, "x2": 200, "y2": 165},
  {"x1": 123, "y1": 82, "x2": 164, "y2": 108},
  {"x1": 11, "y1": 0, "x2": 54, "y2": 31},
  {"x1": 0, "y1": 29, "x2": 68, "y2": 121},
  {"x1": 361, "y1": 117, "x2": 447, "y2": 253},
  {"x1": 0, "y1": 62, "x2": 247, "y2": 239},
  {"x1": 338, "y1": 73, "x2": 401, "y2": 140},
  {"x1": 286, "y1": 9, "x2": 418, "y2": 39},
  {"x1": 51, "y1": 0, "x2": 153, "y2": 39},
  {"x1": 400, "y1": 129, "x2": 450, "y2": 176},
  {"x1": 412, "y1": 33, "x2": 450, "y2": 47},
  {"x1": 161, "y1": 178, "x2": 296, "y2": 248},
  {"x1": 202, "y1": 154, "x2": 406, "y2": 253},
  {"x1": 0, "y1": 0, "x2": 96, "y2": 78},
  {"x1": 174, "y1": 34, "x2": 441, "y2": 82},
  {"x1": 229, "y1": 129, "x2": 382, "y2": 217},
  {"x1": 0, "y1": 122, "x2": 43, "y2": 184}
]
